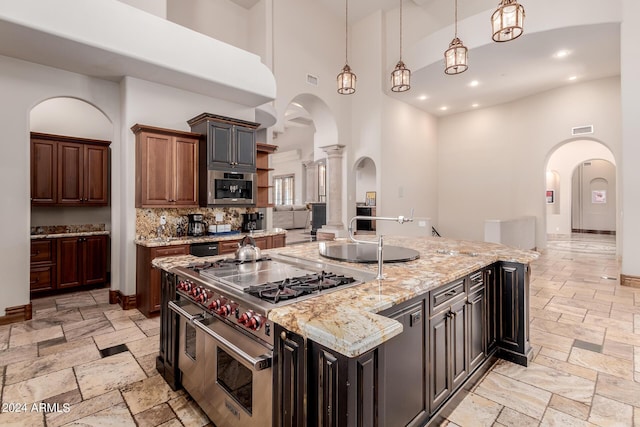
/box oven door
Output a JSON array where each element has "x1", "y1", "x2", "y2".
[
  {"x1": 193, "y1": 316, "x2": 273, "y2": 427},
  {"x1": 168, "y1": 300, "x2": 205, "y2": 402}
]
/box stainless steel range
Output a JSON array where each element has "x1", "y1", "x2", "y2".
[{"x1": 168, "y1": 254, "x2": 374, "y2": 427}]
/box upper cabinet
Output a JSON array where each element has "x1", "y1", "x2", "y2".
[
  {"x1": 188, "y1": 113, "x2": 259, "y2": 173},
  {"x1": 132, "y1": 124, "x2": 201, "y2": 208},
  {"x1": 30, "y1": 132, "x2": 110, "y2": 207}
]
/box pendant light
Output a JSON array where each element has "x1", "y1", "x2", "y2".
[
  {"x1": 491, "y1": 0, "x2": 525, "y2": 42},
  {"x1": 337, "y1": 0, "x2": 356, "y2": 94},
  {"x1": 391, "y1": 0, "x2": 411, "y2": 92},
  {"x1": 444, "y1": 0, "x2": 468, "y2": 75}
]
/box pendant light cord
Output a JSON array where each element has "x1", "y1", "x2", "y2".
[
  {"x1": 345, "y1": 0, "x2": 349, "y2": 65},
  {"x1": 454, "y1": 0, "x2": 458, "y2": 38},
  {"x1": 399, "y1": 0, "x2": 403, "y2": 61}
]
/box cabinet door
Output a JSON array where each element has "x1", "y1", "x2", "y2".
[
  {"x1": 83, "y1": 235, "x2": 108, "y2": 285},
  {"x1": 58, "y1": 237, "x2": 81, "y2": 288},
  {"x1": 272, "y1": 234, "x2": 286, "y2": 248},
  {"x1": 234, "y1": 126, "x2": 256, "y2": 170},
  {"x1": 30, "y1": 265, "x2": 56, "y2": 291},
  {"x1": 252, "y1": 236, "x2": 268, "y2": 250},
  {"x1": 498, "y1": 262, "x2": 531, "y2": 365},
  {"x1": 31, "y1": 139, "x2": 57, "y2": 205},
  {"x1": 173, "y1": 136, "x2": 199, "y2": 206},
  {"x1": 467, "y1": 288, "x2": 486, "y2": 373},
  {"x1": 58, "y1": 142, "x2": 84, "y2": 205},
  {"x1": 484, "y1": 266, "x2": 498, "y2": 354},
  {"x1": 450, "y1": 298, "x2": 468, "y2": 390},
  {"x1": 429, "y1": 309, "x2": 451, "y2": 413},
  {"x1": 382, "y1": 302, "x2": 427, "y2": 427},
  {"x1": 83, "y1": 144, "x2": 109, "y2": 205},
  {"x1": 207, "y1": 122, "x2": 233, "y2": 168},
  {"x1": 274, "y1": 326, "x2": 306, "y2": 427},
  {"x1": 139, "y1": 132, "x2": 173, "y2": 206},
  {"x1": 218, "y1": 239, "x2": 240, "y2": 255}
]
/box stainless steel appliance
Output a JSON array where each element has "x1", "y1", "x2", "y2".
[
  {"x1": 190, "y1": 242, "x2": 219, "y2": 257},
  {"x1": 187, "y1": 214, "x2": 206, "y2": 237},
  {"x1": 241, "y1": 212, "x2": 264, "y2": 232},
  {"x1": 208, "y1": 170, "x2": 255, "y2": 206},
  {"x1": 168, "y1": 255, "x2": 375, "y2": 427}
]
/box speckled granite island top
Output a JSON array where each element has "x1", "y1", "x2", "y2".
[
  {"x1": 153, "y1": 236, "x2": 538, "y2": 357},
  {"x1": 135, "y1": 228, "x2": 287, "y2": 247}
]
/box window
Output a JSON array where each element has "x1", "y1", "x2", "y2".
[
  {"x1": 274, "y1": 174, "x2": 294, "y2": 206},
  {"x1": 318, "y1": 162, "x2": 326, "y2": 202}
]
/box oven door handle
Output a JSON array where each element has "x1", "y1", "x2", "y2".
[
  {"x1": 192, "y1": 318, "x2": 272, "y2": 371},
  {"x1": 168, "y1": 300, "x2": 204, "y2": 323}
]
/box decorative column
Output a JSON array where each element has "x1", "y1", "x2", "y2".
[
  {"x1": 302, "y1": 160, "x2": 318, "y2": 203},
  {"x1": 320, "y1": 144, "x2": 345, "y2": 231}
]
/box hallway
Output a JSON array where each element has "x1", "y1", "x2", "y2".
[{"x1": 1, "y1": 234, "x2": 637, "y2": 426}]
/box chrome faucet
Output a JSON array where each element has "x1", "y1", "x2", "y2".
[{"x1": 348, "y1": 209, "x2": 414, "y2": 280}]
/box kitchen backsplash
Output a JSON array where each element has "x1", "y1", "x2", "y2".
[
  {"x1": 136, "y1": 207, "x2": 256, "y2": 240},
  {"x1": 30, "y1": 223, "x2": 106, "y2": 235}
]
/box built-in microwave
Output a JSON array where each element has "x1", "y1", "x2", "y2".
[{"x1": 207, "y1": 170, "x2": 255, "y2": 206}]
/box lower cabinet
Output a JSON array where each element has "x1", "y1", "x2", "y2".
[
  {"x1": 157, "y1": 271, "x2": 181, "y2": 390},
  {"x1": 30, "y1": 235, "x2": 108, "y2": 293},
  {"x1": 496, "y1": 261, "x2": 532, "y2": 365},
  {"x1": 274, "y1": 325, "x2": 306, "y2": 427},
  {"x1": 136, "y1": 244, "x2": 190, "y2": 317}
]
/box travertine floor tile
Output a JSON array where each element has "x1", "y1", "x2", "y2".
[
  {"x1": 61, "y1": 317, "x2": 114, "y2": 342},
  {"x1": 568, "y1": 347, "x2": 633, "y2": 379},
  {"x1": 0, "y1": 343, "x2": 38, "y2": 367},
  {"x1": 2, "y1": 368, "x2": 77, "y2": 404},
  {"x1": 530, "y1": 328, "x2": 574, "y2": 354},
  {"x1": 495, "y1": 407, "x2": 540, "y2": 427},
  {"x1": 91, "y1": 326, "x2": 146, "y2": 350},
  {"x1": 0, "y1": 410, "x2": 45, "y2": 426},
  {"x1": 540, "y1": 407, "x2": 598, "y2": 427},
  {"x1": 475, "y1": 372, "x2": 551, "y2": 419},
  {"x1": 65, "y1": 401, "x2": 136, "y2": 426},
  {"x1": 447, "y1": 393, "x2": 502, "y2": 427},
  {"x1": 168, "y1": 395, "x2": 210, "y2": 427},
  {"x1": 9, "y1": 325, "x2": 63, "y2": 348},
  {"x1": 595, "y1": 373, "x2": 640, "y2": 407},
  {"x1": 531, "y1": 318, "x2": 605, "y2": 346},
  {"x1": 127, "y1": 335, "x2": 161, "y2": 359},
  {"x1": 45, "y1": 390, "x2": 123, "y2": 427},
  {"x1": 121, "y1": 374, "x2": 180, "y2": 415},
  {"x1": 133, "y1": 403, "x2": 176, "y2": 427},
  {"x1": 533, "y1": 354, "x2": 598, "y2": 381},
  {"x1": 548, "y1": 394, "x2": 590, "y2": 420},
  {"x1": 74, "y1": 351, "x2": 147, "y2": 400},
  {"x1": 588, "y1": 394, "x2": 633, "y2": 427}
]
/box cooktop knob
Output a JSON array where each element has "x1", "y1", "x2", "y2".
[
  {"x1": 238, "y1": 311, "x2": 253, "y2": 325},
  {"x1": 208, "y1": 298, "x2": 221, "y2": 311},
  {"x1": 248, "y1": 315, "x2": 263, "y2": 330},
  {"x1": 217, "y1": 303, "x2": 232, "y2": 317}
]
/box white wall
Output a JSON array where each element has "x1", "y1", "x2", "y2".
[
  {"x1": 117, "y1": 0, "x2": 167, "y2": 18},
  {"x1": 355, "y1": 157, "x2": 376, "y2": 204},
  {"x1": 0, "y1": 55, "x2": 120, "y2": 315},
  {"x1": 437, "y1": 77, "x2": 621, "y2": 248},
  {"x1": 545, "y1": 140, "x2": 616, "y2": 235},
  {"x1": 167, "y1": 0, "x2": 250, "y2": 52}
]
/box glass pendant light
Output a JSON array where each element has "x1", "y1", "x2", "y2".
[
  {"x1": 491, "y1": 0, "x2": 525, "y2": 42},
  {"x1": 337, "y1": 0, "x2": 356, "y2": 94},
  {"x1": 391, "y1": 0, "x2": 411, "y2": 92},
  {"x1": 444, "y1": 0, "x2": 468, "y2": 75}
]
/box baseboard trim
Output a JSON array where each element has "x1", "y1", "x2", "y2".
[
  {"x1": 0, "y1": 303, "x2": 33, "y2": 325},
  {"x1": 571, "y1": 229, "x2": 616, "y2": 235},
  {"x1": 621, "y1": 274, "x2": 640, "y2": 288},
  {"x1": 109, "y1": 290, "x2": 138, "y2": 310}
]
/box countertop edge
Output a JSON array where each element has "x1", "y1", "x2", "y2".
[
  {"x1": 31, "y1": 231, "x2": 111, "y2": 239},
  {"x1": 136, "y1": 229, "x2": 287, "y2": 247}
]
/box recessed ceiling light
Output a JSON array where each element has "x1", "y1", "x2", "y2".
[
  {"x1": 469, "y1": 80, "x2": 479, "y2": 87},
  {"x1": 472, "y1": 103, "x2": 479, "y2": 108},
  {"x1": 568, "y1": 75, "x2": 578, "y2": 81},
  {"x1": 418, "y1": 95, "x2": 428, "y2": 101},
  {"x1": 554, "y1": 50, "x2": 571, "y2": 59},
  {"x1": 439, "y1": 106, "x2": 448, "y2": 111}
]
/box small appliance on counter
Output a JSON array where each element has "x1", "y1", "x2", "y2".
[
  {"x1": 241, "y1": 212, "x2": 264, "y2": 232},
  {"x1": 187, "y1": 213, "x2": 206, "y2": 236}
]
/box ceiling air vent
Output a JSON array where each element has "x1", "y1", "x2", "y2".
[
  {"x1": 306, "y1": 74, "x2": 319, "y2": 86},
  {"x1": 572, "y1": 125, "x2": 594, "y2": 136}
]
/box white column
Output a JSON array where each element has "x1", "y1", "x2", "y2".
[
  {"x1": 303, "y1": 160, "x2": 318, "y2": 203},
  {"x1": 320, "y1": 144, "x2": 345, "y2": 231}
]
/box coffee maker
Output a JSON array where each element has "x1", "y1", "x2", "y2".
[
  {"x1": 241, "y1": 212, "x2": 264, "y2": 232},
  {"x1": 187, "y1": 214, "x2": 206, "y2": 236}
]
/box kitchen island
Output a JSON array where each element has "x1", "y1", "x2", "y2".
[{"x1": 154, "y1": 235, "x2": 538, "y2": 427}]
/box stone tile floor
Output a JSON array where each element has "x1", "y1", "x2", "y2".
[{"x1": 1, "y1": 234, "x2": 637, "y2": 426}]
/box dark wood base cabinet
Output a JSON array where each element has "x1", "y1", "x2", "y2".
[
  {"x1": 273, "y1": 261, "x2": 531, "y2": 427},
  {"x1": 157, "y1": 271, "x2": 181, "y2": 391}
]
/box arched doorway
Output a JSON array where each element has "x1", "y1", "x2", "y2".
[{"x1": 544, "y1": 139, "x2": 617, "y2": 254}]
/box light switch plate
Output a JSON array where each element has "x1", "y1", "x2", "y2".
[{"x1": 215, "y1": 213, "x2": 224, "y2": 222}]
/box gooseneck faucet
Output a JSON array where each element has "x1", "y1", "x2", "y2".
[{"x1": 348, "y1": 209, "x2": 414, "y2": 280}]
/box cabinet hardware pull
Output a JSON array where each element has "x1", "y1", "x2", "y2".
[{"x1": 444, "y1": 290, "x2": 457, "y2": 297}]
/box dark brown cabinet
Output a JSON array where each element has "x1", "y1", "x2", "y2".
[
  {"x1": 496, "y1": 262, "x2": 532, "y2": 365},
  {"x1": 256, "y1": 143, "x2": 277, "y2": 208},
  {"x1": 274, "y1": 325, "x2": 306, "y2": 427},
  {"x1": 188, "y1": 113, "x2": 258, "y2": 173},
  {"x1": 31, "y1": 133, "x2": 110, "y2": 207},
  {"x1": 467, "y1": 272, "x2": 486, "y2": 373},
  {"x1": 136, "y1": 244, "x2": 190, "y2": 317},
  {"x1": 30, "y1": 239, "x2": 56, "y2": 292},
  {"x1": 132, "y1": 124, "x2": 200, "y2": 208},
  {"x1": 57, "y1": 235, "x2": 108, "y2": 289}
]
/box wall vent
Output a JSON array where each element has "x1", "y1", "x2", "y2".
[
  {"x1": 306, "y1": 74, "x2": 319, "y2": 86},
  {"x1": 583, "y1": 161, "x2": 592, "y2": 166},
  {"x1": 572, "y1": 125, "x2": 594, "y2": 136}
]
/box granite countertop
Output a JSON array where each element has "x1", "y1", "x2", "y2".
[
  {"x1": 153, "y1": 236, "x2": 539, "y2": 358},
  {"x1": 135, "y1": 228, "x2": 287, "y2": 247},
  {"x1": 31, "y1": 230, "x2": 111, "y2": 239}
]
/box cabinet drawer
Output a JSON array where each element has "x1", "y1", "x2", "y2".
[
  {"x1": 468, "y1": 271, "x2": 484, "y2": 294},
  {"x1": 152, "y1": 245, "x2": 190, "y2": 258},
  {"x1": 30, "y1": 265, "x2": 55, "y2": 291},
  {"x1": 218, "y1": 239, "x2": 240, "y2": 255},
  {"x1": 430, "y1": 279, "x2": 465, "y2": 315},
  {"x1": 31, "y1": 240, "x2": 54, "y2": 263}
]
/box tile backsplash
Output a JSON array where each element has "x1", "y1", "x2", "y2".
[{"x1": 136, "y1": 207, "x2": 256, "y2": 240}]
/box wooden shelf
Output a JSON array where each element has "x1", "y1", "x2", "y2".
[{"x1": 256, "y1": 143, "x2": 278, "y2": 208}]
